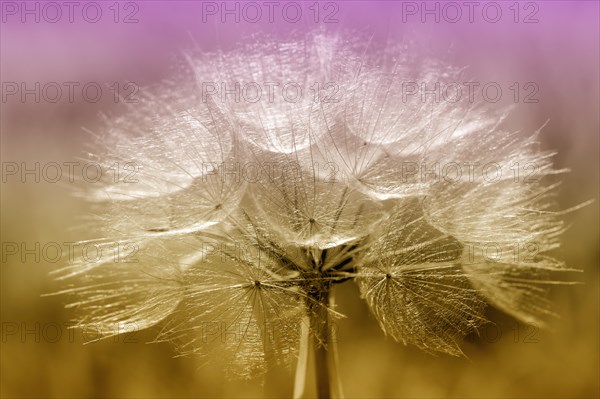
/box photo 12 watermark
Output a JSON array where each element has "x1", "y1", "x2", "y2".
[
  {"x1": 201, "y1": 81, "x2": 341, "y2": 104},
  {"x1": 1, "y1": 241, "x2": 140, "y2": 264},
  {"x1": 200, "y1": 1, "x2": 340, "y2": 24},
  {"x1": 1, "y1": 82, "x2": 139, "y2": 104},
  {"x1": 398, "y1": 1, "x2": 540, "y2": 24},
  {"x1": 1, "y1": 1, "x2": 140, "y2": 23},
  {"x1": 1, "y1": 322, "x2": 140, "y2": 344},
  {"x1": 1, "y1": 161, "x2": 140, "y2": 184}
]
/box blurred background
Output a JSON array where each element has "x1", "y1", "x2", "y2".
[{"x1": 1, "y1": 1, "x2": 598, "y2": 398}]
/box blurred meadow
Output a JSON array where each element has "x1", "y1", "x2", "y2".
[{"x1": 1, "y1": 1, "x2": 598, "y2": 398}]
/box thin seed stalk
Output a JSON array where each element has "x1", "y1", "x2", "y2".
[{"x1": 307, "y1": 282, "x2": 333, "y2": 399}]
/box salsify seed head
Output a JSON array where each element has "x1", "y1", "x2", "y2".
[{"x1": 56, "y1": 31, "x2": 573, "y2": 378}]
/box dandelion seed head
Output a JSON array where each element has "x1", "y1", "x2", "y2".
[{"x1": 58, "y1": 31, "x2": 575, "y2": 377}]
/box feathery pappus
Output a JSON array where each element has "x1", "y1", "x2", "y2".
[{"x1": 53, "y1": 31, "x2": 579, "y2": 391}]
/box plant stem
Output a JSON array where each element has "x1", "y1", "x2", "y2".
[
  {"x1": 308, "y1": 284, "x2": 332, "y2": 399},
  {"x1": 293, "y1": 315, "x2": 310, "y2": 399}
]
